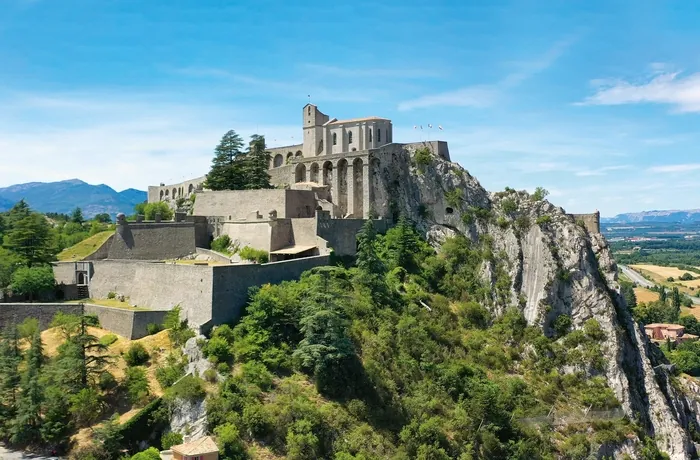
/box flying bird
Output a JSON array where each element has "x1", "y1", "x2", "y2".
[{"x1": 438, "y1": 125, "x2": 443, "y2": 130}]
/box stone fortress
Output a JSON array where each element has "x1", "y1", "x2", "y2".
[{"x1": 51, "y1": 103, "x2": 599, "y2": 337}]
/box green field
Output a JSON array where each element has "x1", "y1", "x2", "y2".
[{"x1": 56, "y1": 230, "x2": 113, "y2": 262}]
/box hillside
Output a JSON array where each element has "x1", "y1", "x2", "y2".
[
  {"x1": 603, "y1": 209, "x2": 700, "y2": 223},
  {"x1": 0, "y1": 179, "x2": 146, "y2": 217}
]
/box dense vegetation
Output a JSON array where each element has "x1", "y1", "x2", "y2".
[
  {"x1": 189, "y1": 218, "x2": 660, "y2": 459},
  {"x1": 612, "y1": 239, "x2": 700, "y2": 267},
  {"x1": 0, "y1": 201, "x2": 113, "y2": 298}
]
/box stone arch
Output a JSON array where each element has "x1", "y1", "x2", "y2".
[
  {"x1": 322, "y1": 161, "x2": 333, "y2": 187},
  {"x1": 295, "y1": 163, "x2": 306, "y2": 183},
  {"x1": 188, "y1": 184, "x2": 194, "y2": 194},
  {"x1": 353, "y1": 158, "x2": 364, "y2": 218},
  {"x1": 337, "y1": 159, "x2": 348, "y2": 216},
  {"x1": 287, "y1": 152, "x2": 293, "y2": 163},
  {"x1": 273, "y1": 154, "x2": 284, "y2": 168},
  {"x1": 295, "y1": 150, "x2": 303, "y2": 158},
  {"x1": 310, "y1": 163, "x2": 320, "y2": 183},
  {"x1": 160, "y1": 190, "x2": 164, "y2": 200},
  {"x1": 165, "y1": 189, "x2": 169, "y2": 198},
  {"x1": 172, "y1": 188, "x2": 177, "y2": 198},
  {"x1": 77, "y1": 272, "x2": 86, "y2": 285}
]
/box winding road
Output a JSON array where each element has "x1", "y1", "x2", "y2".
[{"x1": 0, "y1": 446, "x2": 59, "y2": 459}]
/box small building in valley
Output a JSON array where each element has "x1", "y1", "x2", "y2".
[
  {"x1": 644, "y1": 323, "x2": 698, "y2": 343},
  {"x1": 161, "y1": 435, "x2": 219, "y2": 460}
]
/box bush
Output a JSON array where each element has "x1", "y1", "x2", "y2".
[
  {"x1": 217, "y1": 362, "x2": 231, "y2": 375},
  {"x1": 147, "y1": 323, "x2": 163, "y2": 335},
  {"x1": 156, "y1": 352, "x2": 186, "y2": 389},
  {"x1": 143, "y1": 202, "x2": 173, "y2": 221},
  {"x1": 553, "y1": 314, "x2": 572, "y2": 337},
  {"x1": 203, "y1": 368, "x2": 218, "y2": 383},
  {"x1": 161, "y1": 432, "x2": 183, "y2": 450},
  {"x1": 204, "y1": 336, "x2": 233, "y2": 363},
  {"x1": 165, "y1": 375, "x2": 206, "y2": 403},
  {"x1": 667, "y1": 276, "x2": 675, "y2": 282},
  {"x1": 124, "y1": 366, "x2": 151, "y2": 405},
  {"x1": 211, "y1": 235, "x2": 232, "y2": 255},
  {"x1": 239, "y1": 246, "x2": 269, "y2": 264},
  {"x1": 536, "y1": 215, "x2": 552, "y2": 225},
  {"x1": 681, "y1": 272, "x2": 695, "y2": 281},
  {"x1": 99, "y1": 334, "x2": 118, "y2": 347},
  {"x1": 107, "y1": 291, "x2": 116, "y2": 299},
  {"x1": 532, "y1": 187, "x2": 549, "y2": 201},
  {"x1": 413, "y1": 147, "x2": 433, "y2": 173},
  {"x1": 500, "y1": 198, "x2": 517, "y2": 214},
  {"x1": 584, "y1": 319, "x2": 605, "y2": 341},
  {"x1": 241, "y1": 361, "x2": 274, "y2": 391},
  {"x1": 444, "y1": 189, "x2": 463, "y2": 209},
  {"x1": 124, "y1": 343, "x2": 150, "y2": 366},
  {"x1": 130, "y1": 447, "x2": 161, "y2": 460},
  {"x1": 99, "y1": 371, "x2": 118, "y2": 391},
  {"x1": 215, "y1": 423, "x2": 247, "y2": 460}
]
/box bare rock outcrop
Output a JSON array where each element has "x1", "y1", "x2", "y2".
[{"x1": 374, "y1": 147, "x2": 696, "y2": 458}]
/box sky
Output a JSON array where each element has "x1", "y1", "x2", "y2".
[{"x1": 1, "y1": 0, "x2": 699, "y2": 216}]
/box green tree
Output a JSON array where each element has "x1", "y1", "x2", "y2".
[
  {"x1": 245, "y1": 134, "x2": 272, "y2": 190},
  {"x1": 69, "y1": 387, "x2": 103, "y2": 428},
  {"x1": 70, "y1": 207, "x2": 84, "y2": 224},
  {"x1": 215, "y1": 423, "x2": 247, "y2": 459},
  {"x1": 143, "y1": 202, "x2": 174, "y2": 221},
  {"x1": 659, "y1": 288, "x2": 667, "y2": 304},
  {"x1": 4, "y1": 200, "x2": 31, "y2": 228},
  {"x1": 131, "y1": 447, "x2": 162, "y2": 460},
  {"x1": 161, "y1": 431, "x2": 183, "y2": 450},
  {"x1": 124, "y1": 366, "x2": 151, "y2": 405},
  {"x1": 11, "y1": 266, "x2": 55, "y2": 301},
  {"x1": 94, "y1": 213, "x2": 111, "y2": 223},
  {"x1": 40, "y1": 385, "x2": 72, "y2": 449},
  {"x1": 0, "y1": 326, "x2": 21, "y2": 436},
  {"x1": 11, "y1": 329, "x2": 44, "y2": 445},
  {"x1": 620, "y1": 280, "x2": 637, "y2": 309},
  {"x1": 4, "y1": 213, "x2": 56, "y2": 266},
  {"x1": 532, "y1": 187, "x2": 549, "y2": 201},
  {"x1": 0, "y1": 247, "x2": 23, "y2": 292},
  {"x1": 205, "y1": 130, "x2": 247, "y2": 191},
  {"x1": 672, "y1": 287, "x2": 682, "y2": 318},
  {"x1": 355, "y1": 220, "x2": 392, "y2": 306}
]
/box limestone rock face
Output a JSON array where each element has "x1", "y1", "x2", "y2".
[{"x1": 374, "y1": 148, "x2": 696, "y2": 459}]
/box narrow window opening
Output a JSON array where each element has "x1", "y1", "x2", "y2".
[
  {"x1": 348, "y1": 131, "x2": 353, "y2": 144},
  {"x1": 332, "y1": 133, "x2": 337, "y2": 145}
]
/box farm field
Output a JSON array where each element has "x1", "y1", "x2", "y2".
[
  {"x1": 634, "y1": 287, "x2": 659, "y2": 304},
  {"x1": 629, "y1": 264, "x2": 698, "y2": 280},
  {"x1": 629, "y1": 264, "x2": 700, "y2": 297}
]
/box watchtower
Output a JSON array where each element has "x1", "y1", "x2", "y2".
[{"x1": 302, "y1": 104, "x2": 329, "y2": 158}]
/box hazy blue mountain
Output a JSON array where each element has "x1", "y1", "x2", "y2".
[
  {"x1": 0, "y1": 179, "x2": 146, "y2": 217},
  {"x1": 602, "y1": 209, "x2": 700, "y2": 223}
]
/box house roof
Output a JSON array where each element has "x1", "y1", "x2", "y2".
[
  {"x1": 171, "y1": 436, "x2": 219, "y2": 455},
  {"x1": 327, "y1": 116, "x2": 390, "y2": 125},
  {"x1": 645, "y1": 323, "x2": 685, "y2": 330}
]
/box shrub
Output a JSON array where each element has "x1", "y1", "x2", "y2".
[
  {"x1": 203, "y1": 368, "x2": 217, "y2": 383},
  {"x1": 143, "y1": 202, "x2": 173, "y2": 221},
  {"x1": 667, "y1": 276, "x2": 675, "y2": 282},
  {"x1": 536, "y1": 215, "x2": 552, "y2": 225},
  {"x1": 211, "y1": 235, "x2": 232, "y2": 255},
  {"x1": 161, "y1": 432, "x2": 183, "y2": 450},
  {"x1": 681, "y1": 272, "x2": 695, "y2": 281},
  {"x1": 124, "y1": 366, "x2": 151, "y2": 405},
  {"x1": 99, "y1": 334, "x2": 118, "y2": 347},
  {"x1": 155, "y1": 352, "x2": 186, "y2": 389},
  {"x1": 241, "y1": 361, "x2": 274, "y2": 390},
  {"x1": 496, "y1": 217, "x2": 509, "y2": 229},
  {"x1": 239, "y1": 246, "x2": 269, "y2": 264},
  {"x1": 107, "y1": 291, "x2": 116, "y2": 299},
  {"x1": 146, "y1": 323, "x2": 163, "y2": 335},
  {"x1": 124, "y1": 343, "x2": 150, "y2": 367},
  {"x1": 99, "y1": 371, "x2": 118, "y2": 391},
  {"x1": 204, "y1": 336, "x2": 233, "y2": 363},
  {"x1": 553, "y1": 314, "x2": 572, "y2": 337},
  {"x1": 514, "y1": 215, "x2": 531, "y2": 233},
  {"x1": 215, "y1": 423, "x2": 247, "y2": 460},
  {"x1": 584, "y1": 319, "x2": 605, "y2": 341},
  {"x1": 217, "y1": 362, "x2": 231, "y2": 375},
  {"x1": 444, "y1": 189, "x2": 463, "y2": 209},
  {"x1": 413, "y1": 147, "x2": 433, "y2": 173},
  {"x1": 500, "y1": 198, "x2": 517, "y2": 214},
  {"x1": 165, "y1": 375, "x2": 206, "y2": 403},
  {"x1": 532, "y1": 187, "x2": 549, "y2": 201},
  {"x1": 130, "y1": 447, "x2": 161, "y2": 460}
]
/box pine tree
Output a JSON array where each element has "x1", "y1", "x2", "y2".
[
  {"x1": 393, "y1": 215, "x2": 417, "y2": 271},
  {"x1": 672, "y1": 287, "x2": 682, "y2": 320},
  {"x1": 70, "y1": 207, "x2": 84, "y2": 224},
  {"x1": 356, "y1": 220, "x2": 393, "y2": 307},
  {"x1": 11, "y1": 329, "x2": 45, "y2": 445},
  {"x1": 659, "y1": 288, "x2": 667, "y2": 304},
  {"x1": 204, "y1": 130, "x2": 246, "y2": 191},
  {"x1": 4, "y1": 213, "x2": 56, "y2": 266},
  {"x1": 244, "y1": 134, "x2": 272, "y2": 190},
  {"x1": 4, "y1": 200, "x2": 31, "y2": 228},
  {"x1": 0, "y1": 327, "x2": 21, "y2": 437}
]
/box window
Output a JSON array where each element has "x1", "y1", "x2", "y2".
[
  {"x1": 348, "y1": 131, "x2": 353, "y2": 144},
  {"x1": 332, "y1": 133, "x2": 337, "y2": 145},
  {"x1": 308, "y1": 106, "x2": 311, "y2": 115},
  {"x1": 377, "y1": 128, "x2": 381, "y2": 143},
  {"x1": 369, "y1": 129, "x2": 372, "y2": 143}
]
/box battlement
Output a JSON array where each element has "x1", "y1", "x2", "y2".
[{"x1": 568, "y1": 211, "x2": 601, "y2": 234}]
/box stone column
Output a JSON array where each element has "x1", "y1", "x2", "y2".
[
  {"x1": 322, "y1": 126, "x2": 330, "y2": 156},
  {"x1": 347, "y1": 161, "x2": 355, "y2": 217},
  {"x1": 334, "y1": 159, "x2": 343, "y2": 217},
  {"x1": 358, "y1": 123, "x2": 364, "y2": 151},
  {"x1": 363, "y1": 161, "x2": 371, "y2": 219}
]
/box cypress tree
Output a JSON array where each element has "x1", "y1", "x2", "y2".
[
  {"x1": 672, "y1": 287, "x2": 682, "y2": 321},
  {"x1": 11, "y1": 329, "x2": 45, "y2": 445},
  {"x1": 245, "y1": 134, "x2": 272, "y2": 190},
  {"x1": 0, "y1": 327, "x2": 21, "y2": 437},
  {"x1": 204, "y1": 130, "x2": 246, "y2": 191}
]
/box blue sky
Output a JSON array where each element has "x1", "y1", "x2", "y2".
[{"x1": 1, "y1": 0, "x2": 699, "y2": 216}]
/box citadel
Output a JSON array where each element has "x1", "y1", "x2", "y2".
[{"x1": 50, "y1": 104, "x2": 599, "y2": 338}]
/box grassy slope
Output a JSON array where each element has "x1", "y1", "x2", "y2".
[{"x1": 57, "y1": 230, "x2": 113, "y2": 262}]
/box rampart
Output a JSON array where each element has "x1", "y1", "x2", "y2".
[
  {"x1": 402, "y1": 140, "x2": 451, "y2": 161},
  {"x1": 0, "y1": 303, "x2": 168, "y2": 339},
  {"x1": 110, "y1": 221, "x2": 198, "y2": 260},
  {"x1": 193, "y1": 189, "x2": 317, "y2": 220},
  {"x1": 568, "y1": 212, "x2": 601, "y2": 234},
  {"x1": 148, "y1": 176, "x2": 206, "y2": 203}
]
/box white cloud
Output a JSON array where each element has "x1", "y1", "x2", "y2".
[
  {"x1": 647, "y1": 163, "x2": 700, "y2": 173},
  {"x1": 397, "y1": 37, "x2": 574, "y2": 111},
  {"x1": 574, "y1": 165, "x2": 631, "y2": 176},
  {"x1": 580, "y1": 71, "x2": 700, "y2": 112}
]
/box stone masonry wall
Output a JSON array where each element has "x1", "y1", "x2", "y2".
[
  {"x1": 193, "y1": 189, "x2": 316, "y2": 220},
  {"x1": 0, "y1": 303, "x2": 84, "y2": 331},
  {"x1": 109, "y1": 222, "x2": 196, "y2": 260},
  {"x1": 568, "y1": 212, "x2": 601, "y2": 234},
  {"x1": 315, "y1": 213, "x2": 389, "y2": 256}
]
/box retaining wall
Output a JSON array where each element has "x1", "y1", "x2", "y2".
[
  {"x1": 193, "y1": 189, "x2": 316, "y2": 220},
  {"x1": 110, "y1": 222, "x2": 196, "y2": 260},
  {"x1": 0, "y1": 303, "x2": 84, "y2": 331},
  {"x1": 568, "y1": 212, "x2": 601, "y2": 234}
]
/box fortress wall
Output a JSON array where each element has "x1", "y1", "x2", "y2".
[
  {"x1": 148, "y1": 176, "x2": 207, "y2": 203},
  {"x1": 290, "y1": 218, "x2": 319, "y2": 247},
  {"x1": 209, "y1": 255, "x2": 330, "y2": 327},
  {"x1": 109, "y1": 222, "x2": 196, "y2": 260},
  {"x1": 268, "y1": 164, "x2": 294, "y2": 187},
  {"x1": 192, "y1": 189, "x2": 316, "y2": 220},
  {"x1": 270, "y1": 219, "x2": 294, "y2": 251},
  {"x1": 402, "y1": 140, "x2": 451, "y2": 161},
  {"x1": 84, "y1": 304, "x2": 168, "y2": 339},
  {"x1": 568, "y1": 212, "x2": 601, "y2": 234},
  {"x1": 316, "y1": 214, "x2": 389, "y2": 256},
  {"x1": 53, "y1": 262, "x2": 77, "y2": 285},
  {"x1": 0, "y1": 303, "x2": 84, "y2": 331},
  {"x1": 87, "y1": 260, "x2": 215, "y2": 327},
  {"x1": 221, "y1": 221, "x2": 273, "y2": 252}
]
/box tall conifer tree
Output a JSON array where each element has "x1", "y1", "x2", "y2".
[{"x1": 204, "y1": 130, "x2": 246, "y2": 191}]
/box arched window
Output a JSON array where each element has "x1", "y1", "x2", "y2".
[
  {"x1": 159, "y1": 190, "x2": 164, "y2": 200},
  {"x1": 332, "y1": 133, "x2": 337, "y2": 145},
  {"x1": 273, "y1": 154, "x2": 284, "y2": 167},
  {"x1": 348, "y1": 131, "x2": 353, "y2": 144},
  {"x1": 369, "y1": 129, "x2": 372, "y2": 143},
  {"x1": 377, "y1": 129, "x2": 381, "y2": 143},
  {"x1": 295, "y1": 150, "x2": 303, "y2": 158}
]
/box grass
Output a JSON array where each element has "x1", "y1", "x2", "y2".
[
  {"x1": 57, "y1": 230, "x2": 113, "y2": 262},
  {"x1": 67, "y1": 298, "x2": 150, "y2": 311},
  {"x1": 634, "y1": 287, "x2": 659, "y2": 304}
]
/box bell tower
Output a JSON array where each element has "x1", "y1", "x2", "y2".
[{"x1": 302, "y1": 104, "x2": 329, "y2": 157}]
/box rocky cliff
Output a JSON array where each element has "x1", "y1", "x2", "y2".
[{"x1": 374, "y1": 147, "x2": 698, "y2": 459}]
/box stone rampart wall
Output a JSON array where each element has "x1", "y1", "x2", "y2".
[
  {"x1": 402, "y1": 140, "x2": 451, "y2": 161},
  {"x1": 221, "y1": 221, "x2": 273, "y2": 252},
  {"x1": 316, "y1": 213, "x2": 389, "y2": 256},
  {"x1": 568, "y1": 212, "x2": 601, "y2": 234},
  {"x1": 148, "y1": 176, "x2": 207, "y2": 203},
  {"x1": 109, "y1": 222, "x2": 196, "y2": 260},
  {"x1": 0, "y1": 303, "x2": 84, "y2": 331},
  {"x1": 193, "y1": 189, "x2": 316, "y2": 220}
]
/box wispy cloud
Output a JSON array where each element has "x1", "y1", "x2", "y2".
[
  {"x1": 574, "y1": 165, "x2": 631, "y2": 176},
  {"x1": 579, "y1": 70, "x2": 700, "y2": 112},
  {"x1": 397, "y1": 37, "x2": 575, "y2": 111},
  {"x1": 647, "y1": 163, "x2": 700, "y2": 173},
  {"x1": 300, "y1": 64, "x2": 443, "y2": 80}
]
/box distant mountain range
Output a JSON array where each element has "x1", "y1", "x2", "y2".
[
  {"x1": 602, "y1": 209, "x2": 700, "y2": 223},
  {"x1": 0, "y1": 179, "x2": 147, "y2": 217}
]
